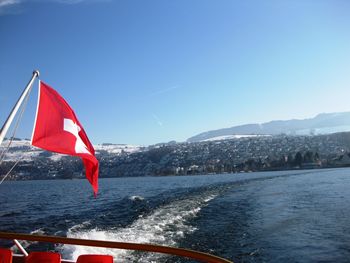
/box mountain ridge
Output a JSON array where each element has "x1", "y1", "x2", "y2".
[{"x1": 187, "y1": 112, "x2": 350, "y2": 142}]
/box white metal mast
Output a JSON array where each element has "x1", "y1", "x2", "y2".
[{"x1": 0, "y1": 70, "x2": 40, "y2": 145}]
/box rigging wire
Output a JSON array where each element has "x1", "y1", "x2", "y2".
[
  {"x1": 0, "y1": 158, "x2": 23, "y2": 185},
  {"x1": 0, "y1": 86, "x2": 33, "y2": 184}
]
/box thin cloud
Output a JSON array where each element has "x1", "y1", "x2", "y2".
[
  {"x1": 150, "y1": 85, "x2": 179, "y2": 97},
  {"x1": 0, "y1": 0, "x2": 20, "y2": 7},
  {"x1": 0, "y1": 0, "x2": 21, "y2": 15},
  {"x1": 0, "y1": 0, "x2": 108, "y2": 15},
  {"x1": 152, "y1": 114, "x2": 163, "y2": 127}
]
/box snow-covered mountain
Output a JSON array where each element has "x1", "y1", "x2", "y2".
[
  {"x1": 0, "y1": 140, "x2": 142, "y2": 162},
  {"x1": 188, "y1": 112, "x2": 350, "y2": 142}
]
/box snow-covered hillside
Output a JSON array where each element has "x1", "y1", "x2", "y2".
[
  {"x1": 0, "y1": 140, "x2": 42, "y2": 162},
  {"x1": 94, "y1": 144, "x2": 141, "y2": 154},
  {"x1": 0, "y1": 140, "x2": 142, "y2": 162},
  {"x1": 203, "y1": 134, "x2": 268, "y2": 142}
]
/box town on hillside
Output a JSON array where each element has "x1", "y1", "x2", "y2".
[{"x1": 1, "y1": 132, "x2": 350, "y2": 180}]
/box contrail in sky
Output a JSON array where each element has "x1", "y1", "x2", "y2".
[
  {"x1": 150, "y1": 85, "x2": 179, "y2": 97},
  {"x1": 152, "y1": 114, "x2": 163, "y2": 127}
]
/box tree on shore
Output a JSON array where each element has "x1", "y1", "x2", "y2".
[{"x1": 294, "y1": 152, "x2": 303, "y2": 167}]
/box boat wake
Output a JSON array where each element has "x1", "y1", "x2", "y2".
[
  {"x1": 61, "y1": 192, "x2": 218, "y2": 262},
  {"x1": 10, "y1": 228, "x2": 45, "y2": 253}
]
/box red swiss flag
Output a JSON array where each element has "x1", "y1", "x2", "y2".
[{"x1": 31, "y1": 81, "x2": 99, "y2": 196}]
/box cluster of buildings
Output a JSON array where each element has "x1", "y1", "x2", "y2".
[{"x1": 1, "y1": 132, "x2": 350, "y2": 180}]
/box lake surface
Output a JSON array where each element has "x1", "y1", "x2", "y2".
[{"x1": 1, "y1": 168, "x2": 350, "y2": 262}]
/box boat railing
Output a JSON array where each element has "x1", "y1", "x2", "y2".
[{"x1": 0, "y1": 231, "x2": 233, "y2": 263}]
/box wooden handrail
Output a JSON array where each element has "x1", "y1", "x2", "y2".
[{"x1": 0, "y1": 231, "x2": 233, "y2": 263}]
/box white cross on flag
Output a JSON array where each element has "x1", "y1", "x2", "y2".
[{"x1": 31, "y1": 81, "x2": 99, "y2": 196}]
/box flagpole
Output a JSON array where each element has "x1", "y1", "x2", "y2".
[{"x1": 0, "y1": 70, "x2": 40, "y2": 146}]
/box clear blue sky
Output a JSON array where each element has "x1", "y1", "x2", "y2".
[{"x1": 0, "y1": 0, "x2": 349, "y2": 145}]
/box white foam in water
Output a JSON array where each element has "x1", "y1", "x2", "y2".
[
  {"x1": 68, "y1": 221, "x2": 92, "y2": 232},
  {"x1": 61, "y1": 193, "x2": 218, "y2": 262},
  {"x1": 129, "y1": 195, "x2": 145, "y2": 201},
  {"x1": 11, "y1": 228, "x2": 45, "y2": 252}
]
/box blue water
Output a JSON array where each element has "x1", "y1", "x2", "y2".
[{"x1": 1, "y1": 168, "x2": 350, "y2": 262}]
